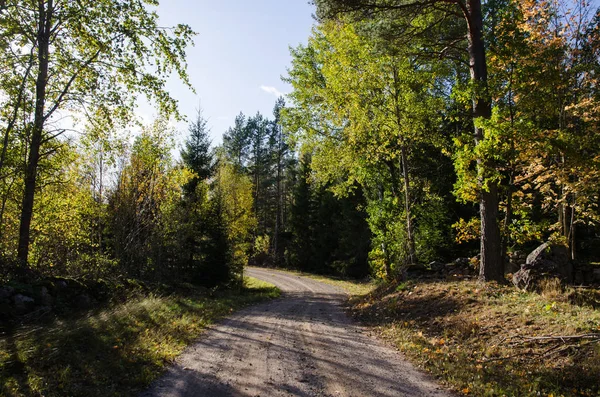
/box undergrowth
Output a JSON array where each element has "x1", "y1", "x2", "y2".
[
  {"x1": 0, "y1": 276, "x2": 279, "y2": 397},
  {"x1": 349, "y1": 279, "x2": 600, "y2": 397}
]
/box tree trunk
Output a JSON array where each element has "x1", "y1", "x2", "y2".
[
  {"x1": 391, "y1": 62, "x2": 416, "y2": 266},
  {"x1": 466, "y1": 0, "x2": 504, "y2": 283},
  {"x1": 17, "y1": 0, "x2": 52, "y2": 268},
  {"x1": 501, "y1": 73, "x2": 517, "y2": 274},
  {"x1": 501, "y1": 182, "x2": 513, "y2": 273},
  {"x1": 400, "y1": 146, "x2": 416, "y2": 265},
  {"x1": 567, "y1": 194, "x2": 576, "y2": 260},
  {"x1": 98, "y1": 151, "x2": 104, "y2": 250},
  {"x1": 253, "y1": 132, "x2": 261, "y2": 236},
  {"x1": 569, "y1": 205, "x2": 575, "y2": 260},
  {"x1": 479, "y1": 185, "x2": 503, "y2": 281},
  {"x1": 378, "y1": 185, "x2": 392, "y2": 278},
  {"x1": 274, "y1": 126, "x2": 283, "y2": 266}
]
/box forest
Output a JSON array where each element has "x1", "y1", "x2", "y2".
[
  {"x1": 285, "y1": 0, "x2": 600, "y2": 284},
  {"x1": 0, "y1": 0, "x2": 599, "y2": 290},
  {"x1": 1, "y1": 0, "x2": 600, "y2": 396}
]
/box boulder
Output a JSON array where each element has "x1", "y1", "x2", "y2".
[
  {"x1": 452, "y1": 257, "x2": 471, "y2": 267},
  {"x1": 512, "y1": 243, "x2": 573, "y2": 290},
  {"x1": 0, "y1": 286, "x2": 15, "y2": 302},
  {"x1": 40, "y1": 286, "x2": 53, "y2": 306},
  {"x1": 76, "y1": 294, "x2": 92, "y2": 308},
  {"x1": 13, "y1": 294, "x2": 35, "y2": 313},
  {"x1": 428, "y1": 261, "x2": 445, "y2": 273},
  {"x1": 55, "y1": 280, "x2": 68, "y2": 290},
  {"x1": 507, "y1": 251, "x2": 524, "y2": 273},
  {"x1": 527, "y1": 243, "x2": 572, "y2": 279},
  {"x1": 510, "y1": 250, "x2": 526, "y2": 263}
]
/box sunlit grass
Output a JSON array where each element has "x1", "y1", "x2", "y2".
[
  {"x1": 272, "y1": 267, "x2": 377, "y2": 296},
  {"x1": 0, "y1": 277, "x2": 279, "y2": 397},
  {"x1": 351, "y1": 279, "x2": 600, "y2": 396},
  {"x1": 304, "y1": 273, "x2": 376, "y2": 296}
]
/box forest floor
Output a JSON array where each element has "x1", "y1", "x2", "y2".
[
  {"x1": 349, "y1": 277, "x2": 600, "y2": 397},
  {"x1": 142, "y1": 267, "x2": 452, "y2": 397},
  {"x1": 0, "y1": 277, "x2": 279, "y2": 397}
]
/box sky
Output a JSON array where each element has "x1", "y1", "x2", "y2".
[{"x1": 144, "y1": 0, "x2": 316, "y2": 145}]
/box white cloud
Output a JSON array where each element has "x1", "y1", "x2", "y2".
[{"x1": 260, "y1": 85, "x2": 286, "y2": 97}]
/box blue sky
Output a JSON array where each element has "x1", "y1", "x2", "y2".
[{"x1": 150, "y1": 0, "x2": 316, "y2": 145}]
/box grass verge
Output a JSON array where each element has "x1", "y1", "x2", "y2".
[
  {"x1": 349, "y1": 279, "x2": 600, "y2": 397},
  {"x1": 0, "y1": 277, "x2": 279, "y2": 397},
  {"x1": 270, "y1": 268, "x2": 376, "y2": 296}
]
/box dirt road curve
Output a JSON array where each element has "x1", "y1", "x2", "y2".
[{"x1": 141, "y1": 268, "x2": 452, "y2": 397}]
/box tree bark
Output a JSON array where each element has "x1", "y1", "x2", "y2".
[
  {"x1": 400, "y1": 146, "x2": 416, "y2": 265},
  {"x1": 391, "y1": 62, "x2": 416, "y2": 265},
  {"x1": 377, "y1": 185, "x2": 393, "y2": 278},
  {"x1": 565, "y1": 194, "x2": 576, "y2": 261},
  {"x1": 501, "y1": 181, "x2": 513, "y2": 273},
  {"x1": 501, "y1": 72, "x2": 517, "y2": 274},
  {"x1": 569, "y1": 205, "x2": 575, "y2": 260},
  {"x1": 274, "y1": 124, "x2": 284, "y2": 266},
  {"x1": 17, "y1": 0, "x2": 53, "y2": 268},
  {"x1": 466, "y1": 0, "x2": 504, "y2": 282}
]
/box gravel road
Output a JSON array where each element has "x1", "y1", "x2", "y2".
[{"x1": 141, "y1": 267, "x2": 453, "y2": 397}]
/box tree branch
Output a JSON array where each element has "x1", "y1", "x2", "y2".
[
  {"x1": 43, "y1": 47, "x2": 103, "y2": 122},
  {"x1": 0, "y1": 46, "x2": 35, "y2": 172}
]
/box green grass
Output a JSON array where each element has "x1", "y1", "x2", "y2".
[
  {"x1": 350, "y1": 279, "x2": 600, "y2": 397},
  {"x1": 0, "y1": 277, "x2": 279, "y2": 397},
  {"x1": 271, "y1": 268, "x2": 377, "y2": 296},
  {"x1": 305, "y1": 273, "x2": 376, "y2": 295}
]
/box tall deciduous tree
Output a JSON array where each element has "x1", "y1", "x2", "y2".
[
  {"x1": 214, "y1": 153, "x2": 256, "y2": 284},
  {"x1": 108, "y1": 118, "x2": 180, "y2": 277},
  {"x1": 314, "y1": 0, "x2": 504, "y2": 282},
  {"x1": 284, "y1": 21, "x2": 448, "y2": 277},
  {"x1": 0, "y1": 0, "x2": 194, "y2": 270}
]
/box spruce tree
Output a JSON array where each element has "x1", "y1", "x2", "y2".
[
  {"x1": 223, "y1": 113, "x2": 249, "y2": 172},
  {"x1": 290, "y1": 153, "x2": 314, "y2": 270},
  {"x1": 181, "y1": 109, "x2": 214, "y2": 194}
]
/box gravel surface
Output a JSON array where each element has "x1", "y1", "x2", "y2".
[{"x1": 141, "y1": 267, "x2": 453, "y2": 397}]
